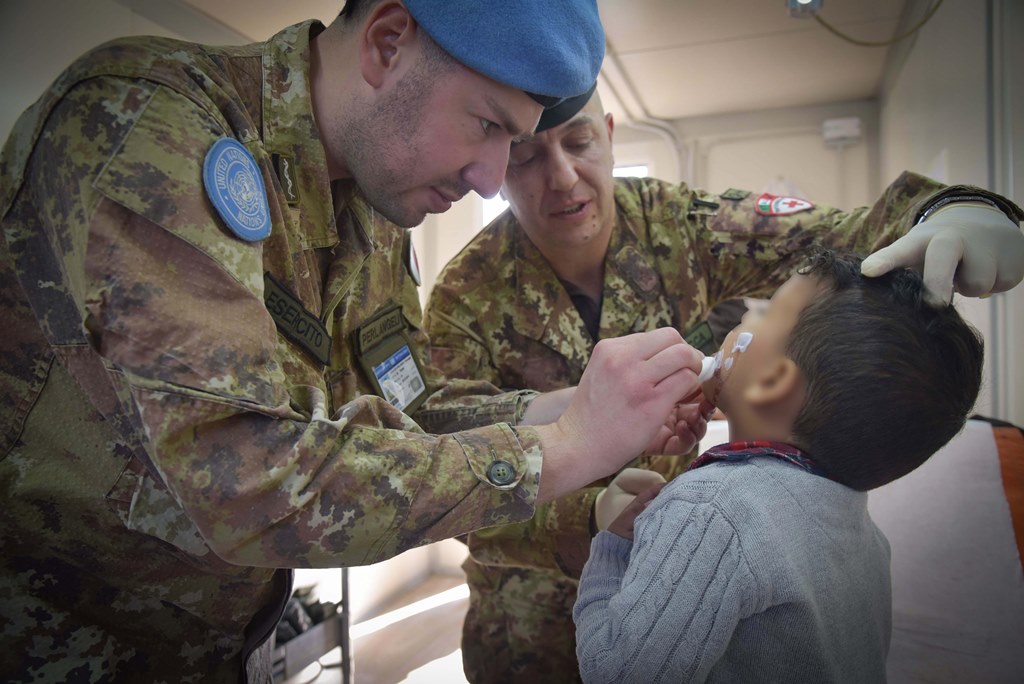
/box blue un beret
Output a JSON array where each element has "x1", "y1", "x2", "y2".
[{"x1": 403, "y1": 0, "x2": 604, "y2": 104}]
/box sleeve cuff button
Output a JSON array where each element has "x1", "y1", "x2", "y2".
[{"x1": 486, "y1": 460, "x2": 517, "y2": 486}]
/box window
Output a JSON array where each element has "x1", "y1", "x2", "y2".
[
  {"x1": 481, "y1": 195, "x2": 509, "y2": 227},
  {"x1": 613, "y1": 164, "x2": 648, "y2": 178}
]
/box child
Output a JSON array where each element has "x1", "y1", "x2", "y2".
[{"x1": 572, "y1": 248, "x2": 984, "y2": 683}]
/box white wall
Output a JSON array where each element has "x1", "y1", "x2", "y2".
[
  {"x1": 612, "y1": 128, "x2": 682, "y2": 184},
  {"x1": 880, "y1": 0, "x2": 988, "y2": 189},
  {"x1": 411, "y1": 188, "x2": 482, "y2": 310},
  {"x1": 0, "y1": 0, "x2": 251, "y2": 144},
  {"x1": 675, "y1": 100, "x2": 879, "y2": 210},
  {"x1": 998, "y1": 0, "x2": 1024, "y2": 428},
  {"x1": 879, "y1": 0, "x2": 1024, "y2": 425}
]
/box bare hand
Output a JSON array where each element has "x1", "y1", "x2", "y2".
[
  {"x1": 521, "y1": 386, "x2": 575, "y2": 425},
  {"x1": 535, "y1": 328, "x2": 703, "y2": 502},
  {"x1": 861, "y1": 205, "x2": 1024, "y2": 306},
  {"x1": 643, "y1": 398, "x2": 715, "y2": 456},
  {"x1": 559, "y1": 327, "x2": 702, "y2": 467},
  {"x1": 594, "y1": 468, "x2": 667, "y2": 531},
  {"x1": 607, "y1": 482, "x2": 666, "y2": 541}
]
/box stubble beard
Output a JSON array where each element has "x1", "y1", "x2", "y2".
[{"x1": 339, "y1": 63, "x2": 442, "y2": 228}]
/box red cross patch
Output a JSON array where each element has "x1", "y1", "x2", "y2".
[{"x1": 754, "y1": 194, "x2": 814, "y2": 216}]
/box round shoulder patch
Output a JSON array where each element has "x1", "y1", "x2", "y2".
[{"x1": 203, "y1": 137, "x2": 271, "y2": 242}]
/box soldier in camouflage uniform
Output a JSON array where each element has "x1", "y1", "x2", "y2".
[
  {"x1": 423, "y1": 91, "x2": 1024, "y2": 682},
  {"x1": 0, "y1": 3, "x2": 718, "y2": 682}
]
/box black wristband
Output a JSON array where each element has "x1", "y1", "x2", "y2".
[{"x1": 917, "y1": 194, "x2": 1003, "y2": 224}]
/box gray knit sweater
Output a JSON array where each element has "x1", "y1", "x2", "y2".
[{"x1": 573, "y1": 456, "x2": 892, "y2": 683}]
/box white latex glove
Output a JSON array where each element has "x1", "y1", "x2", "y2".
[
  {"x1": 861, "y1": 204, "x2": 1024, "y2": 306},
  {"x1": 594, "y1": 468, "x2": 667, "y2": 532}
]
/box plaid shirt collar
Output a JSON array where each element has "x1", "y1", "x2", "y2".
[{"x1": 688, "y1": 440, "x2": 832, "y2": 480}]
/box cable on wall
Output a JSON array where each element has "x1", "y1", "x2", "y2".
[
  {"x1": 600, "y1": 38, "x2": 689, "y2": 182},
  {"x1": 814, "y1": 0, "x2": 944, "y2": 47}
]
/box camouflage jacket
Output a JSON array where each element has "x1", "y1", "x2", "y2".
[
  {"x1": 424, "y1": 173, "x2": 953, "y2": 577},
  {"x1": 0, "y1": 21, "x2": 543, "y2": 684}
]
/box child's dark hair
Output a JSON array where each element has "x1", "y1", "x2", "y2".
[{"x1": 786, "y1": 247, "x2": 984, "y2": 490}]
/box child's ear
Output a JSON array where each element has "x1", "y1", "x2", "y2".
[{"x1": 743, "y1": 357, "x2": 802, "y2": 406}]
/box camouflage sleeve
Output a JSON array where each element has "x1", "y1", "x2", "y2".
[
  {"x1": 655, "y1": 172, "x2": 950, "y2": 306},
  {"x1": 6, "y1": 76, "x2": 545, "y2": 568},
  {"x1": 466, "y1": 451, "x2": 693, "y2": 577},
  {"x1": 422, "y1": 243, "x2": 603, "y2": 574},
  {"x1": 467, "y1": 486, "x2": 601, "y2": 576},
  {"x1": 415, "y1": 379, "x2": 540, "y2": 435}
]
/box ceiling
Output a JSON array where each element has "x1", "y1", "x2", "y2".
[{"x1": 178, "y1": 0, "x2": 911, "y2": 125}]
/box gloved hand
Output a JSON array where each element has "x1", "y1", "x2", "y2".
[
  {"x1": 594, "y1": 468, "x2": 667, "y2": 532},
  {"x1": 861, "y1": 204, "x2": 1024, "y2": 306}
]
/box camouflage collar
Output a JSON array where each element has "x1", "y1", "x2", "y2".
[
  {"x1": 261, "y1": 20, "x2": 337, "y2": 251},
  {"x1": 509, "y1": 192, "x2": 664, "y2": 341}
]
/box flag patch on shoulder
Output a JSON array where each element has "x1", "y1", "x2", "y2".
[{"x1": 754, "y1": 194, "x2": 814, "y2": 216}]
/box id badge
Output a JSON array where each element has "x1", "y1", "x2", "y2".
[{"x1": 355, "y1": 305, "x2": 428, "y2": 414}]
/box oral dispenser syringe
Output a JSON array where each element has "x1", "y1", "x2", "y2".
[{"x1": 697, "y1": 352, "x2": 720, "y2": 383}]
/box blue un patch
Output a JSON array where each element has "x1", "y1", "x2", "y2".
[{"x1": 203, "y1": 137, "x2": 271, "y2": 242}]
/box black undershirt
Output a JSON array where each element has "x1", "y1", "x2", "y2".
[{"x1": 560, "y1": 279, "x2": 602, "y2": 342}]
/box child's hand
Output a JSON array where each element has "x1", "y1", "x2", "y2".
[
  {"x1": 644, "y1": 400, "x2": 715, "y2": 456},
  {"x1": 606, "y1": 482, "x2": 666, "y2": 541},
  {"x1": 595, "y1": 468, "x2": 666, "y2": 531}
]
